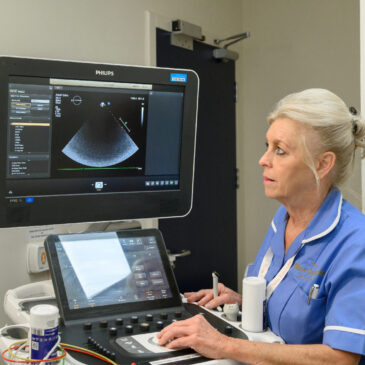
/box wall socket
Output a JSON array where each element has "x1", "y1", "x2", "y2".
[{"x1": 27, "y1": 242, "x2": 49, "y2": 273}]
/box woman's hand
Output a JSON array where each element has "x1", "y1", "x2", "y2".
[
  {"x1": 184, "y1": 283, "x2": 242, "y2": 309},
  {"x1": 157, "y1": 314, "x2": 231, "y2": 359}
]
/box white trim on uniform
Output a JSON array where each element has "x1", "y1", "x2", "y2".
[
  {"x1": 271, "y1": 220, "x2": 277, "y2": 233},
  {"x1": 259, "y1": 193, "x2": 343, "y2": 301},
  {"x1": 324, "y1": 325, "x2": 365, "y2": 336},
  {"x1": 301, "y1": 195, "x2": 343, "y2": 245}
]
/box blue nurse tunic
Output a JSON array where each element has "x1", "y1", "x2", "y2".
[{"x1": 247, "y1": 188, "x2": 365, "y2": 362}]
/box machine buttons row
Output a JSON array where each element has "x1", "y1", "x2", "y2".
[
  {"x1": 88, "y1": 337, "x2": 116, "y2": 360},
  {"x1": 83, "y1": 312, "x2": 184, "y2": 332}
]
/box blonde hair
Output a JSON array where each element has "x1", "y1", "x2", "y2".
[{"x1": 268, "y1": 88, "x2": 365, "y2": 186}]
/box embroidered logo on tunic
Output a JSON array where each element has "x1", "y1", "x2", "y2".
[{"x1": 295, "y1": 263, "x2": 325, "y2": 281}]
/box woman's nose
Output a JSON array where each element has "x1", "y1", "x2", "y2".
[{"x1": 259, "y1": 150, "x2": 271, "y2": 167}]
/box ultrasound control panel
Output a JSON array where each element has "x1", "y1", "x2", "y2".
[
  {"x1": 45, "y1": 229, "x2": 248, "y2": 365},
  {"x1": 59, "y1": 303, "x2": 247, "y2": 365}
]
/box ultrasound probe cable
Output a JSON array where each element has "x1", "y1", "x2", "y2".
[
  {"x1": 2, "y1": 340, "x2": 118, "y2": 365},
  {"x1": 60, "y1": 343, "x2": 119, "y2": 365},
  {"x1": 8, "y1": 336, "x2": 62, "y2": 363},
  {"x1": 1, "y1": 339, "x2": 66, "y2": 363}
]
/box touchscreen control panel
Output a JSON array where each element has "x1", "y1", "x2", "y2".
[{"x1": 45, "y1": 229, "x2": 248, "y2": 365}]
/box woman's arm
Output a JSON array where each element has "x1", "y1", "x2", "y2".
[
  {"x1": 227, "y1": 338, "x2": 360, "y2": 365},
  {"x1": 157, "y1": 315, "x2": 360, "y2": 365}
]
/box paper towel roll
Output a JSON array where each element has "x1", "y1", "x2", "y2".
[{"x1": 241, "y1": 276, "x2": 267, "y2": 332}]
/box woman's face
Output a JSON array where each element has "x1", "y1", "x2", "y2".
[{"x1": 258, "y1": 118, "x2": 319, "y2": 205}]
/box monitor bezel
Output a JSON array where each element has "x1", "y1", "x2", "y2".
[
  {"x1": 0, "y1": 56, "x2": 199, "y2": 227},
  {"x1": 45, "y1": 228, "x2": 182, "y2": 323}
]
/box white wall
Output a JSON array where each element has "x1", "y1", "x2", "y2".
[
  {"x1": 0, "y1": 0, "x2": 244, "y2": 327},
  {"x1": 237, "y1": 0, "x2": 361, "y2": 282}
]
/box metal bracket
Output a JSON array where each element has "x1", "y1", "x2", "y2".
[
  {"x1": 213, "y1": 48, "x2": 239, "y2": 62},
  {"x1": 213, "y1": 32, "x2": 250, "y2": 61},
  {"x1": 170, "y1": 19, "x2": 205, "y2": 51},
  {"x1": 171, "y1": 33, "x2": 194, "y2": 51}
]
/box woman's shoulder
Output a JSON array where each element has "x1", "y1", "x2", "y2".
[
  {"x1": 341, "y1": 199, "x2": 365, "y2": 227},
  {"x1": 334, "y1": 199, "x2": 365, "y2": 252}
]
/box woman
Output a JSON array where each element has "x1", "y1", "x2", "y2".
[{"x1": 157, "y1": 89, "x2": 365, "y2": 364}]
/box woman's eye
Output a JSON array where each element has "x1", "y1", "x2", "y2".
[{"x1": 276, "y1": 147, "x2": 285, "y2": 155}]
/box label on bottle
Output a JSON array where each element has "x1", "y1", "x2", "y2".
[{"x1": 31, "y1": 326, "x2": 58, "y2": 364}]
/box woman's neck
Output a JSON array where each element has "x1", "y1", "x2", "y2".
[
  {"x1": 285, "y1": 186, "x2": 331, "y2": 228},
  {"x1": 282, "y1": 185, "x2": 331, "y2": 252}
]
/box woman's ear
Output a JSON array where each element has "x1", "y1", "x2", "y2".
[{"x1": 316, "y1": 151, "x2": 336, "y2": 180}]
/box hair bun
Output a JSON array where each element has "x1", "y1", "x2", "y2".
[{"x1": 349, "y1": 106, "x2": 358, "y2": 115}]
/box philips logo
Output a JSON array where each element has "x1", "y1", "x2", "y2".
[
  {"x1": 95, "y1": 70, "x2": 114, "y2": 76},
  {"x1": 170, "y1": 73, "x2": 187, "y2": 82}
]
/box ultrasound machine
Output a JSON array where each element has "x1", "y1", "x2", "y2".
[{"x1": 0, "y1": 57, "x2": 282, "y2": 365}]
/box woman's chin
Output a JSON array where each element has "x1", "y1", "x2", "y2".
[{"x1": 263, "y1": 186, "x2": 275, "y2": 197}]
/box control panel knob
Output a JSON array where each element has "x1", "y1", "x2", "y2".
[
  {"x1": 110, "y1": 352, "x2": 116, "y2": 361},
  {"x1": 140, "y1": 322, "x2": 150, "y2": 332},
  {"x1": 130, "y1": 315, "x2": 139, "y2": 323},
  {"x1": 109, "y1": 327, "x2": 117, "y2": 336},
  {"x1": 115, "y1": 318, "x2": 124, "y2": 326},
  {"x1": 83, "y1": 322, "x2": 92, "y2": 330},
  {"x1": 99, "y1": 320, "x2": 108, "y2": 328},
  {"x1": 156, "y1": 321, "x2": 164, "y2": 330},
  {"x1": 96, "y1": 344, "x2": 103, "y2": 352},
  {"x1": 87, "y1": 336, "x2": 93, "y2": 344},
  {"x1": 125, "y1": 324, "x2": 134, "y2": 334},
  {"x1": 146, "y1": 314, "x2": 153, "y2": 321},
  {"x1": 160, "y1": 312, "x2": 168, "y2": 319},
  {"x1": 174, "y1": 311, "x2": 182, "y2": 318},
  {"x1": 224, "y1": 325, "x2": 233, "y2": 334}
]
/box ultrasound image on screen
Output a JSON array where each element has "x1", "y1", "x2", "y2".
[
  {"x1": 51, "y1": 88, "x2": 148, "y2": 178},
  {"x1": 62, "y1": 112, "x2": 138, "y2": 168},
  {"x1": 56, "y1": 232, "x2": 173, "y2": 310}
]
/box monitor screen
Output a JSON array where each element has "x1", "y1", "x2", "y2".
[
  {"x1": 0, "y1": 57, "x2": 199, "y2": 227},
  {"x1": 45, "y1": 229, "x2": 182, "y2": 322}
]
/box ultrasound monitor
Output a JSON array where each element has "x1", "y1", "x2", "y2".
[{"x1": 0, "y1": 57, "x2": 199, "y2": 227}]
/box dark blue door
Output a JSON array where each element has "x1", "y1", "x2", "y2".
[{"x1": 157, "y1": 28, "x2": 238, "y2": 292}]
